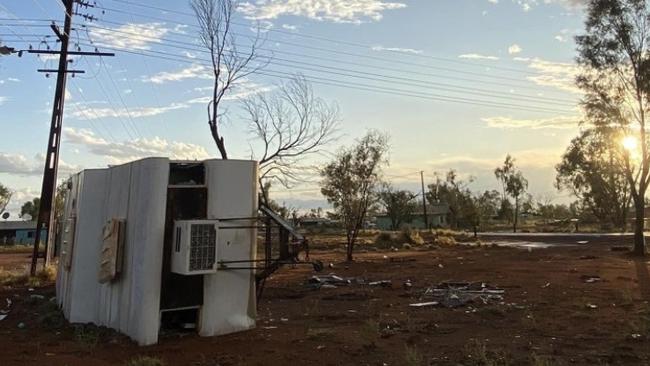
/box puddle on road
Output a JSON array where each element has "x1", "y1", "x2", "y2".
[{"x1": 470, "y1": 241, "x2": 580, "y2": 249}]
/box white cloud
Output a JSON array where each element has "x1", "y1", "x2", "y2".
[
  {"x1": 508, "y1": 44, "x2": 522, "y2": 55},
  {"x1": 554, "y1": 29, "x2": 572, "y2": 43},
  {"x1": 426, "y1": 148, "x2": 563, "y2": 172},
  {"x1": 187, "y1": 80, "x2": 273, "y2": 103},
  {"x1": 0, "y1": 152, "x2": 81, "y2": 177},
  {"x1": 500, "y1": 0, "x2": 585, "y2": 11},
  {"x1": 481, "y1": 115, "x2": 580, "y2": 129},
  {"x1": 0, "y1": 153, "x2": 36, "y2": 176},
  {"x1": 281, "y1": 23, "x2": 298, "y2": 30},
  {"x1": 238, "y1": 0, "x2": 406, "y2": 24},
  {"x1": 517, "y1": 57, "x2": 581, "y2": 93},
  {"x1": 458, "y1": 53, "x2": 499, "y2": 61},
  {"x1": 69, "y1": 103, "x2": 188, "y2": 120},
  {"x1": 371, "y1": 45, "x2": 423, "y2": 54},
  {"x1": 89, "y1": 22, "x2": 169, "y2": 50},
  {"x1": 0, "y1": 96, "x2": 6, "y2": 105},
  {"x1": 0, "y1": 77, "x2": 19, "y2": 84},
  {"x1": 142, "y1": 64, "x2": 211, "y2": 84},
  {"x1": 63, "y1": 128, "x2": 211, "y2": 164}
]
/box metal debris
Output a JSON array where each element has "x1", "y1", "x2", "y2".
[
  {"x1": 0, "y1": 298, "x2": 11, "y2": 321},
  {"x1": 416, "y1": 281, "x2": 505, "y2": 308},
  {"x1": 403, "y1": 280, "x2": 413, "y2": 290},
  {"x1": 306, "y1": 274, "x2": 391, "y2": 289},
  {"x1": 409, "y1": 301, "x2": 439, "y2": 308},
  {"x1": 368, "y1": 280, "x2": 392, "y2": 287},
  {"x1": 581, "y1": 275, "x2": 602, "y2": 283}
]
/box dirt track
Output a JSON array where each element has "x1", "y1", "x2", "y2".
[{"x1": 0, "y1": 239, "x2": 649, "y2": 365}]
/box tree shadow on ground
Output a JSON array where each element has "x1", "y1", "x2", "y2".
[{"x1": 634, "y1": 257, "x2": 650, "y2": 301}]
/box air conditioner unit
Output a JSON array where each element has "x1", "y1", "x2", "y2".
[{"x1": 171, "y1": 220, "x2": 219, "y2": 275}]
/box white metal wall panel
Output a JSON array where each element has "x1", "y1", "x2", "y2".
[
  {"x1": 56, "y1": 172, "x2": 81, "y2": 317},
  {"x1": 98, "y1": 163, "x2": 132, "y2": 330},
  {"x1": 58, "y1": 158, "x2": 257, "y2": 345},
  {"x1": 201, "y1": 160, "x2": 258, "y2": 336},
  {"x1": 125, "y1": 158, "x2": 168, "y2": 345},
  {"x1": 66, "y1": 169, "x2": 109, "y2": 324}
]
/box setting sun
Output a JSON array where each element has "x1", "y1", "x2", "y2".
[{"x1": 622, "y1": 135, "x2": 638, "y2": 151}]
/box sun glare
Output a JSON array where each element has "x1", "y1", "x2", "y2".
[{"x1": 622, "y1": 135, "x2": 638, "y2": 151}]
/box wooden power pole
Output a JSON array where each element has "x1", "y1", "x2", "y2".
[
  {"x1": 420, "y1": 171, "x2": 429, "y2": 230},
  {"x1": 29, "y1": 0, "x2": 113, "y2": 275}
]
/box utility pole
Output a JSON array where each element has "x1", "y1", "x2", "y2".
[
  {"x1": 29, "y1": 0, "x2": 113, "y2": 275},
  {"x1": 420, "y1": 171, "x2": 429, "y2": 230}
]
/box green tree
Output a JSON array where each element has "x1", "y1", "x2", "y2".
[
  {"x1": 427, "y1": 170, "x2": 475, "y2": 229},
  {"x1": 576, "y1": 0, "x2": 650, "y2": 255},
  {"x1": 495, "y1": 155, "x2": 528, "y2": 233},
  {"x1": 556, "y1": 128, "x2": 631, "y2": 230},
  {"x1": 0, "y1": 183, "x2": 11, "y2": 217},
  {"x1": 377, "y1": 183, "x2": 417, "y2": 230},
  {"x1": 321, "y1": 131, "x2": 389, "y2": 261},
  {"x1": 473, "y1": 190, "x2": 501, "y2": 231},
  {"x1": 20, "y1": 198, "x2": 40, "y2": 220}
]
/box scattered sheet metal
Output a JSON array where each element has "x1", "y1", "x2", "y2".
[
  {"x1": 409, "y1": 301, "x2": 439, "y2": 308},
  {"x1": 0, "y1": 298, "x2": 11, "y2": 321},
  {"x1": 306, "y1": 274, "x2": 392, "y2": 289},
  {"x1": 580, "y1": 275, "x2": 602, "y2": 283},
  {"x1": 414, "y1": 281, "x2": 505, "y2": 308}
]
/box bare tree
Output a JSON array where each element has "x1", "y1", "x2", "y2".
[
  {"x1": 243, "y1": 75, "x2": 340, "y2": 204},
  {"x1": 191, "y1": 0, "x2": 266, "y2": 159}
]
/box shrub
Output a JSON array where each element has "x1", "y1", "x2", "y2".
[
  {"x1": 374, "y1": 232, "x2": 395, "y2": 249},
  {"x1": 36, "y1": 265, "x2": 57, "y2": 283},
  {"x1": 435, "y1": 236, "x2": 456, "y2": 246},
  {"x1": 399, "y1": 227, "x2": 424, "y2": 245}
]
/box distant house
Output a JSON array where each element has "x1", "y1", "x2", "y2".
[
  {"x1": 375, "y1": 203, "x2": 450, "y2": 230},
  {"x1": 0, "y1": 221, "x2": 46, "y2": 245}
]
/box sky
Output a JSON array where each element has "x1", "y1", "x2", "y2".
[{"x1": 0, "y1": 0, "x2": 587, "y2": 217}]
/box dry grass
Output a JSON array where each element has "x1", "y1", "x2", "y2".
[
  {"x1": 373, "y1": 228, "x2": 425, "y2": 249},
  {"x1": 463, "y1": 339, "x2": 512, "y2": 366},
  {"x1": 434, "y1": 235, "x2": 457, "y2": 246},
  {"x1": 0, "y1": 244, "x2": 38, "y2": 254},
  {"x1": 0, "y1": 265, "x2": 56, "y2": 288},
  {"x1": 358, "y1": 319, "x2": 380, "y2": 347},
  {"x1": 404, "y1": 345, "x2": 424, "y2": 366}
]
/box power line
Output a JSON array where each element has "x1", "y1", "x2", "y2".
[
  {"x1": 71, "y1": 22, "x2": 575, "y2": 107},
  {"x1": 50, "y1": 29, "x2": 576, "y2": 110},
  {"x1": 67, "y1": 78, "x2": 118, "y2": 142},
  {"x1": 5, "y1": 19, "x2": 571, "y2": 94},
  {"x1": 101, "y1": 0, "x2": 541, "y2": 76},
  {"x1": 69, "y1": 39, "x2": 574, "y2": 114},
  {"x1": 81, "y1": 56, "x2": 137, "y2": 139},
  {"x1": 86, "y1": 10, "x2": 543, "y2": 85},
  {"x1": 76, "y1": 41, "x2": 570, "y2": 114},
  {"x1": 98, "y1": 56, "x2": 144, "y2": 138}
]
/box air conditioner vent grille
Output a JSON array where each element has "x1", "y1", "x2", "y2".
[{"x1": 189, "y1": 224, "x2": 217, "y2": 271}]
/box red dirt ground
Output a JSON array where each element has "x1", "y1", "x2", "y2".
[{"x1": 1, "y1": 237, "x2": 649, "y2": 365}]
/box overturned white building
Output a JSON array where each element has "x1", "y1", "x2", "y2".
[{"x1": 56, "y1": 158, "x2": 260, "y2": 345}]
